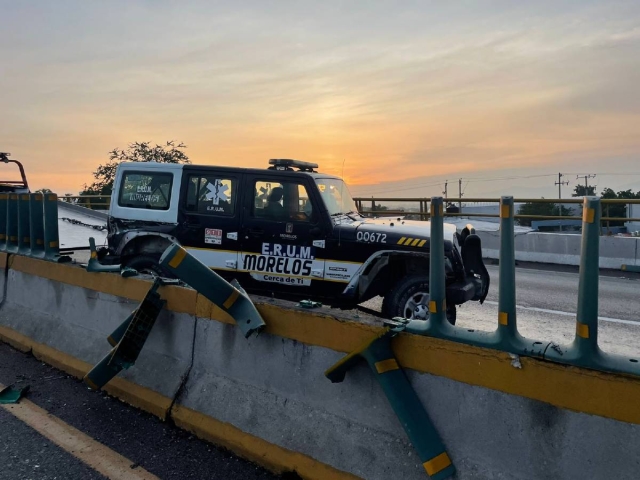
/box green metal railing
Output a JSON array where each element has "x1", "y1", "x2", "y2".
[
  {"x1": 385, "y1": 196, "x2": 640, "y2": 376},
  {"x1": 0, "y1": 193, "x2": 69, "y2": 262},
  {"x1": 354, "y1": 196, "x2": 640, "y2": 227}
]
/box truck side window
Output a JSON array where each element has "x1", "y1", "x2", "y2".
[
  {"x1": 118, "y1": 172, "x2": 173, "y2": 210},
  {"x1": 186, "y1": 175, "x2": 236, "y2": 215},
  {"x1": 253, "y1": 180, "x2": 313, "y2": 222}
]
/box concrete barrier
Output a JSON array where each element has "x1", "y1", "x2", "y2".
[
  {"x1": 479, "y1": 231, "x2": 640, "y2": 268},
  {"x1": 1, "y1": 256, "x2": 640, "y2": 479}
]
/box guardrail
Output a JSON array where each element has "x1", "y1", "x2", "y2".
[
  {"x1": 59, "y1": 195, "x2": 110, "y2": 210},
  {"x1": 0, "y1": 193, "x2": 68, "y2": 262},
  {"x1": 354, "y1": 197, "x2": 640, "y2": 228},
  {"x1": 386, "y1": 196, "x2": 640, "y2": 377}
]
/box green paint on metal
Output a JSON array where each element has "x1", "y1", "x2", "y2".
[
  {"x1": 325, "y1": 327, "x2": 455, "y2": 480},
  {"x1": 159, "y1": 244, "x2": 265, "y2": 338},
  {"x1": 427, "y1": 196, "x2": 448, "y2": 331},
  {"x1": 17, "y1": 195, "x2": 30, "y2": 256},
  {"x1": 0, "y1": 385, "x2": 29, "y2": 404},
  {"x1": 86, "y1": 237, "x2": 121, "y2": 273},
  {"x1": 6, "y1": 195, "x2": 18, "y2": 254},
  {"x1": 28, "y1": 194, "x2": 45, "y2": 258},
  {"x1": 42, "y1": 194, "x2": 69, "y2": 262},
  {"x1": 621, "y1": 264, "x2": 640, "y2": 273},
  {"x1": 403, "y1": 196, "x2": 549, "y2": 359},
  {"x1": 84, "y1": 279, "x2": 166, "y2": 390}
]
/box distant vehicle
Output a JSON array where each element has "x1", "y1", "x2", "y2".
[
  {"x1": 104, "y1": 159, "x2": 490, "y2": 322},
  {"x1": 0, "y1": 152, "x2": 30, "y2": 193}
]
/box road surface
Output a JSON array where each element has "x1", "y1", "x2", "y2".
[
  {"x1": 363, "y1": 263, "x2": 640, "y2": 359},
  {"x1": 0, "y1": 343, "x2": 285, "y2": 480}
]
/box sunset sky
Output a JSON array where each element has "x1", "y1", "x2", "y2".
[{"x1": 1, "y1": 1, "x2": 639, "y2": 198}]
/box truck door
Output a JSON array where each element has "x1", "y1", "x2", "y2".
[
  {"x1": 240, "y1": 174, "x2": 326, "y2": 292},
  {"x1": 179, "y1": 170, "x2": 241, "y2": 276}
]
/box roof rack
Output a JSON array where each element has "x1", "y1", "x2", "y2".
[{"x1": 268, "y1": 159, "x2": 318, "y2": 172}]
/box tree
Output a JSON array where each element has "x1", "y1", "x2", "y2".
[
  {"x1": 35, "y1": 188, "x2": 53, "y2": 194},
  {"x1": 600, "y1": 187, "x2": 640, "y2": 226},
  {"x1": 81, "y1": 141, "x2": 190, "y2": 196},
  {"x1": 517, "y1": 200, "x2": 572, "y2": 227},
  {"x1": 572, "y1": 185, "x2": 596, "y2": 196}
]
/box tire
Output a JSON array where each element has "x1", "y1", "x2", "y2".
[
  {"x1": 124, "y1": 254, "x2": 173, "y2": 278},
  {"x1": 381, "y1": 275, "x2": 456, "y2": 325}
]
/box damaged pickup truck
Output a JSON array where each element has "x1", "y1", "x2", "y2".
[{"x1": 103, "y1": 158, "x2": 490, "y2": 323}]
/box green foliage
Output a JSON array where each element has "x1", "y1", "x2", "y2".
[
  {"x1": 572, "y1": 185, "x2": 596, "y2": 196},
  {"x1": 517, "y1": 200, "x2": 572, "y2": 226},
  {"x1": 600, "y1": 188, "x2": 640, "y2": 225},
  {"x1": 81, "y1": 141, "x2": 190, "y2": 196}
]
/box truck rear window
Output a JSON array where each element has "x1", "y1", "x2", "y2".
[{"x1": 118, "y1": 171, "x2": 173, "y2": 210}]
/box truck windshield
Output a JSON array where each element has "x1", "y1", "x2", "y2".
[{"x1": 315, "y1": 178, "x2": 359, "y2": 216}]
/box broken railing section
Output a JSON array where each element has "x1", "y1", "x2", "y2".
[
  {"x1": 159, "y1": 244, "x2": 266, "y2": 338},
  {"x1": 84, "y1": 277, "x2": 168, "y2": 390},
  {"x1": 325, "y1": 325, "x2": 455, "y2": 480},
  {"x1": 86, "y1": 237, "x2": 137, "y2": 277},
  {"x1": 84, "y1": 245, "x2": 265, "y2": 390},
  {"x1": 403, "y1": 196, "x2": 640, "y2": 377},
  {"x1": 0, "y1": 193, "x2": 69, "y2": 262}
]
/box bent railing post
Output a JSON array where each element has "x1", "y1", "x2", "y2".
[
  {"x1": 29, "y1": 193, "x2": 45, "y2": 258},
  {"x1": 86, "y1": 237, "x2": 121, "y2": 273},
  {"x1": 84, "y1": 278, "x2": 166, "y2": 390},
  {"x1": 325, "y1": 328, "x2": 455, "y2": 480},
  {"x1": 159, "y1": 244, "x2": 266, "y2": 338}
]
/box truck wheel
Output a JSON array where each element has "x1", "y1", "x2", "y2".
[
  {"x1": 124, "y1": 255, "x2": 173, "y2": 278},
  {"x1": 381, "y1": 275, "x2": 456, "y2": 325}
]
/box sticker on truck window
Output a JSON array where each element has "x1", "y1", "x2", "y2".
[
  {"x1": 205, "y1": 228, "x2": 222, "y2": 245},
  {"x1": 205, "y1": 179, "x2": 229, "y2": 205}
]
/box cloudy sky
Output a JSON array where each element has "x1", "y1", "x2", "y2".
[{"x1": 1, "y1": 1, "x2": 639, "y2": 198}]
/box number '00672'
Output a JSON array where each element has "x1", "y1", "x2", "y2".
[{"x1": 357, "y1": 231, "x2": 387, "y2": 243}]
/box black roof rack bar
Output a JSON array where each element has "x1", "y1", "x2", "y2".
[{"x1": 268, "y1": 158, "x2": 318, "y2": 172}]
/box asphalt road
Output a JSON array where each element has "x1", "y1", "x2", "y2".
[
  {"x1": 363, "y1": 263, "x2": 640, "y2": 358},
  {"x1": 0, "y1": 343, "x2": 289, "y2": 480}
]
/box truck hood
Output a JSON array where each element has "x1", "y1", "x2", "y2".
[
  {"x1": 333, "y1": 216, "x2": 457, "y2": 251},
  {"x1": 355, "y1": 217, "x2": 457, "y2": 239}
]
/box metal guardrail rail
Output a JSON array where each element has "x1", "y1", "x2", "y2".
[
  {"x1": 60, "y1": 195, "x2": 110, "y2": 209},
  {"x1": 354, "y1": 196, "x2": 640, "y2": 225}
]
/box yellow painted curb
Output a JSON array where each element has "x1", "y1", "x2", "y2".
[
  {"x1": 0, "y1": 325, "x2": 360, "y2": 480},
  {"x1": 172, "y1": 404, "x2": 361, "y2": 480}
]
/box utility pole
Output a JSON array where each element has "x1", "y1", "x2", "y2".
[
  {"x1": 443, "y1": 180, "x2": 448, "y2": 200},
  {"x1": 576, "y1": 174, "x2": 596, "y2": 195},
  {"x1": 458, "y1": 178, "x2": 463, "y2": 211},
  {"x1": 555, "y1": 173, "x2": 569, "y2": 199}
]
